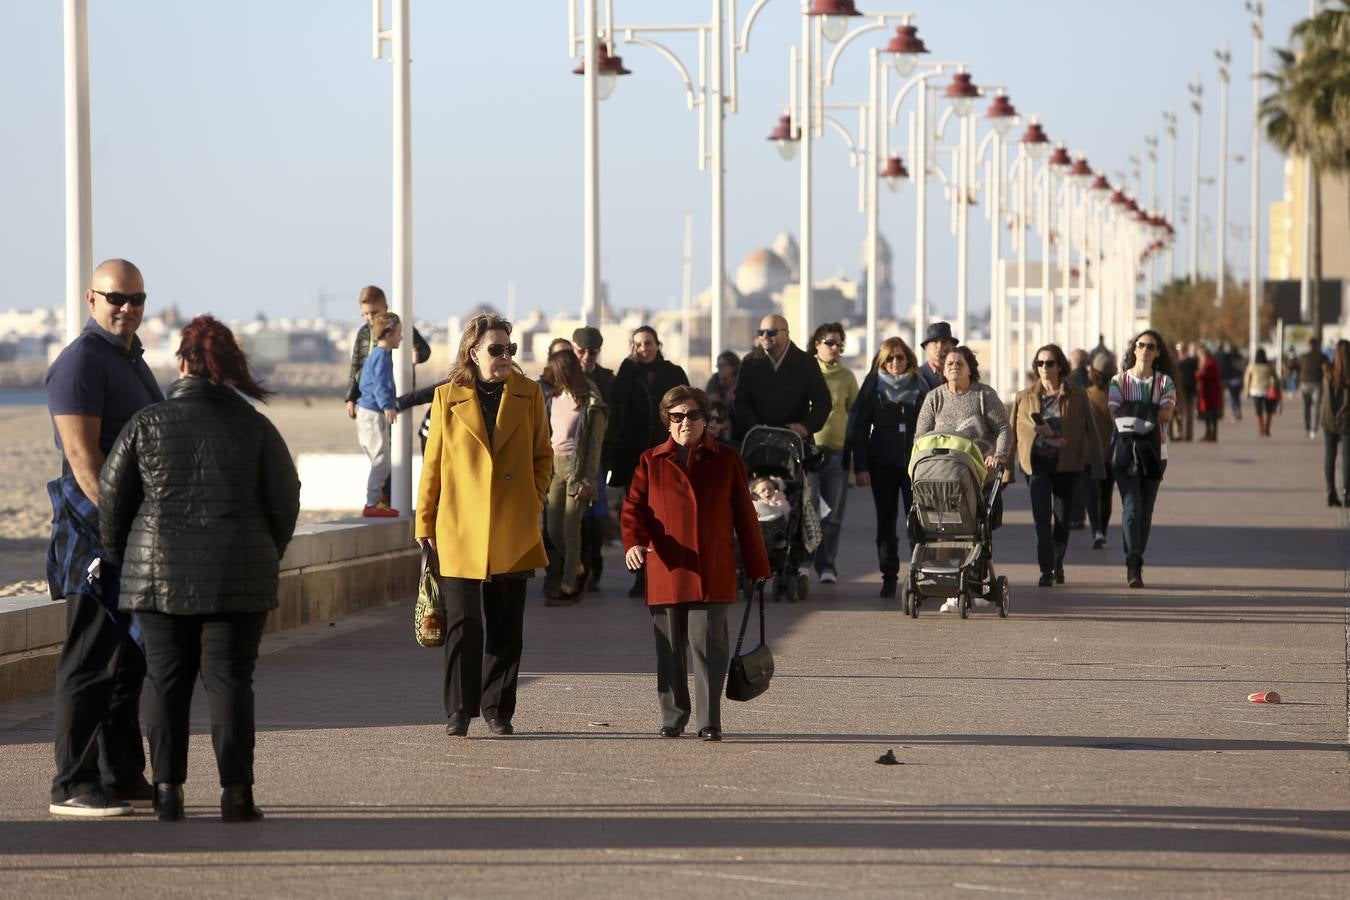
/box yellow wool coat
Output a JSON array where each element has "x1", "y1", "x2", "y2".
[{"x1": 415, "y1": 370, "x2": 553, "y2": 579}]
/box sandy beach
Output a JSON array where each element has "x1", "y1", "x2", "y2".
[{"x1": 0, "y1": 398, "x2": 390, "y2": 598}]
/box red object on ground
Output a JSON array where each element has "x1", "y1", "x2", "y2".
[{"x1": 1247, "y1": 691, "x2": 1281, "y2": 703}]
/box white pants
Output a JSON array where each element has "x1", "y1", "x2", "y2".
[{"x1": 356, "y1": 406, "x2": 390, "y2": 505}]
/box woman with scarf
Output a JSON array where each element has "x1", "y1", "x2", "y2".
[
  {"x1": 607, "y1": 326, "x2": 689, "y2": 598},
  {"x1": 848, "y1": 336, "x2": 929, "y2": 597}
]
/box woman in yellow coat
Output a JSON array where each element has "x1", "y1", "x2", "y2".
[{"x1": 416, "y1": 314, "x2": 552, "y2": 738}]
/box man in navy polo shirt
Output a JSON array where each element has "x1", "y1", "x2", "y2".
[{"x1": 45, "y1": 258, "x2": 163, "y2": 817}]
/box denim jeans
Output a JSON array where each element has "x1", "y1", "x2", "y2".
[
  {"x1": 811, "y1": 450, "x2": 849, "y2": 574},
  {"x1": 1325, "y1": 431, "x2": 1349, "y2": 499},
  {"x1": 1301, "y1": 383, "x2": 1323, "y2": 434},
  {"x1": 1116, "y1": 470, "x2": 1162, "y2": 565}
]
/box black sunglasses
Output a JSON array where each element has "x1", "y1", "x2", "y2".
[
  {"x1": 1034, "y1": 359, "x2": 1058, "y2": 368},
  {"x1": 711, "y1": 415, "x2": 727, "y2": 424},
  {"x1": 820, "y1": 339, "x2": 844, "y2": 348},
  {"x1": 1135, "y1": 341, "x2": 1158, "y2": 351},
  {"x1": 667, "y1": 409, "x2": 705, "y2": 424},
  {"x1": 757, "y1": 328, "x2": 780, "y2": 338},
  {"x1": 481, "y1": 343, "x2": 517, "y2": 358},
  {"x1": 92, "y1": 290, "x2": 147, "y2": 308},
  {"x1": 884, "y1": 354, "x2": 907, "y2": 364}
]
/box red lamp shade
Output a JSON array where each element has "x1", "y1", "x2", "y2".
[
  {"x1": 1047, "y1": 144, "x2": 1073, "y2": 171},
  {"x1": 944, "y1": 71, "x2": 980, "y2": 117}
]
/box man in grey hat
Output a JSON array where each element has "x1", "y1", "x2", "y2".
[
  {"x1": 918, "y1": 322, "x2": 957, "y2": 390},
  {"x1": 572, "y1": 327, "x2": 615, "y2": 590}
]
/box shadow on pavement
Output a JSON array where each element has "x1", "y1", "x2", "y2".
[{"x1": 0, "y1": 802, "x2": 1346, "y2": 857}]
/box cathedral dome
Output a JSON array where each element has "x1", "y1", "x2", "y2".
[{"x1": 735, "y1": 247, "x2": 791, "y2": 297}]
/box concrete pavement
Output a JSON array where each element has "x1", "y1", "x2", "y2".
[{"x1": 0, "y1": 407, "x2": 1346, "y2": 898}]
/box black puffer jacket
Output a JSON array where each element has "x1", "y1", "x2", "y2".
[{"x1": 99, "y1": 377, "x2": 301, "y2": 616}]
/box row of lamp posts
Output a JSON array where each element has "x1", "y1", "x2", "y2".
[{"x1": 570, "y1": 0, "x2": 1177, "y2": 396}]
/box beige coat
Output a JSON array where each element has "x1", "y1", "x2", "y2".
[
  {"x1": 1005, "y1": 381, "x2": 1105, "y2": 482},
  {"x1": 416, "y1": 371, "x2": 552, "y2": 579}
]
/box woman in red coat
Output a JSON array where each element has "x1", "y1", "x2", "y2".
[
  {"x1": 1195, "y1": 343, "x2": 1224, "y2": 442},
  {"x1": 622, "y1": 386, "x2": 771, "y2": 742}
]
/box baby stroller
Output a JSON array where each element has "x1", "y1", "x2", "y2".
[
  {"x1": 902, "y1": 433, "x2": 1010, "y2": 619},
  {"x1": 741, "y1": 426, "x2": 821, "y2": 602}
]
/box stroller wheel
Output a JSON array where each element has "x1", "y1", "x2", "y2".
[
  {"x1": 958, "y1": 592, "x2": 969, "y2": 620},
  {"x1": 900, "y1": 585, "x2": 912, "y2": 616},
  {"x1": 996, "y1": 576, "x2": 1011, "y2": 618},
  {"x1": 796, "y1": 573, "x2": 810, "y2": 601}
]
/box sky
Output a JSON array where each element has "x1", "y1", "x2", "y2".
[{"x1": 0, "y1": 1, "x2": 1311, "y2": 332}]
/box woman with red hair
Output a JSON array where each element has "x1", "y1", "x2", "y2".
[{"x1": 99, "y1": 315, "x2": 300, "y2": 823}]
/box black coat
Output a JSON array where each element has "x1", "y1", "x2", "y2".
[
  {"x1": 99, "y1": 378, "x2": 301, "y2": 616},
  {"x1": 734, "y1": 343, "x2": 832, "y2": 437},
  {"x1": 848, "y1": 369, "x2": 929, "y2": 473},
  {"x1": 607, "y1": 356, "x2": 689, "y2": 487}
]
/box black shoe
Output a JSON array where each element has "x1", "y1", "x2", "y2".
[
  {"x1": 48, "y1": 791, "x2": 133, "y2": 818},
  {"x1": 697, "y1": 727, "x2": 722, "y2": 742},
  {"x1": 153, "y1": 784, "x2": 184, "y2": 822},
  {"x1": 1038, "y1": 573, "x2": 1054, "y2": 587},
  {"x1": 1127, "y1": 561, "x2": 1143, "y2": 589},
  {"x1": 1330, "y1": 493, "x2": 1343, "y2": 508},
  {"x1": 879, "y1": 577, "x2": 897, "y2": 598},
  {"x1": 486, "y1": 718, "x2": 513, "y2": 736},
  {"x1": 659, "y1": 725, "x2": 682, "y2": 738},
  {"x1": 1054, "y1": 567, "x2": 1065, "y2": 585},
  {"x1": 109, "y1": 780, "x2": 154, "y2": 810},
  {"x1": 220, "y1": 786, "x2": 264, "y2": 823},
  {"x1": 1092, "y1": 534, "x2": 1107, "y2": 550},
  {"x1": 446, "y1": 712, "x2": 470, "y2": 736},
  {"x1": 544, "y1": 592, "x2": 578, "y2": 607}
]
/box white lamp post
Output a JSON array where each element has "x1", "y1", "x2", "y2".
[
  {"x1": 569, "y1": 2, "x2": 633, "y2": 327},
  {"x1": 1215, "y1": 40, "x2": 1232, "y2": 295},
  {"x1": 1246, "y1": 1, "x2": 1264, "y2": 360},
  {"x1": 1163, "y1": 109, "x2": 1178, "y2": 284},
  {"x1": 63, "y1": 0, "x2": 92, "y2": 343},
  {"x1": 372, "y1": 0, "x2": 415, "y2": 516},
  {"x1": 1013, "y1": 118, "x2": 1050, "y2": 389},
  {"x1": 1188, "y1": 78, "x2": 1203, "y2": 281}
]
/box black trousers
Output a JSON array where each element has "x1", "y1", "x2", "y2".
[
  {"x1": 869, "y1": 465, "x2": 912, "y2": 577},
  {"x1": 441, "y1": 577, "x2": 527, "y2": 722},
  {"x1": 651, "y1": 604, "x2": 729, "y2": 732},
  {"x1": 51, "y1": 593, "x2": 147, "y2": 803},
  {"x1": 1325, "y1": 431, "x2": 1350, "y2": 499},
  {"x1": 137, "y1": 610, "x2": 268, "y2": 787},
  {"x1": 1027, "y1": 460, "x2": 1079, "y2": 576}
]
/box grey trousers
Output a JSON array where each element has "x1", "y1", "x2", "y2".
[
  {"x1": 650, "y1": 604, "x2": 729, "y2": 732},
  {"x1": 355, "y1": 406, "x2": 390, "y2": 505}
]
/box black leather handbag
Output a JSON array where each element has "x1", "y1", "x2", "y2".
[{"x1": 726, "y1": 579, "x2": 774, "y2": 702}]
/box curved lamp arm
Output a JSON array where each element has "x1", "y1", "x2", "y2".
[
  {"x1": 738, "y1": 0, "x2": 773, "y2": 53},
  {"x1": 822, "y1": 114, "x2": 861, "y2": 165},
  {"x1": 621, "y1": 33, "x2": 701, "y2": 108},
  {"x1": 823, "y1": 20, "x2": 888, "y2": 84}
]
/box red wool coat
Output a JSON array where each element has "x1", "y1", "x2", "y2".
[
  {"x1": 1196, "y1": 357, "x2": 1225, "y2": 414},
  {"x1": 621, "y1": 435, "x2": 771, "y2": 606}
]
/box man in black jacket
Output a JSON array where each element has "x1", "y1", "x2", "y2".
[{"x1": 735, "y1": 314, "x2": 832, "y2": 439}]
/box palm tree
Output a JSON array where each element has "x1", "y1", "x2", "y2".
[{"x1": 1261, "y1": 0, "x2": 1350, "y2": 339}]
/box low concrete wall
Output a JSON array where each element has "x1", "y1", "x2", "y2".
[{"x1": 0, "y1": 517, "x2": 417, "y2": 703}]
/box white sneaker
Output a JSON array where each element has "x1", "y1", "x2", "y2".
[
  {"x1": 818, "y1": 569, "x2": 837, "y2": 584},
  {"x1": 939, "y1": 598, "x2": 959, "y2": 613},
  {"x1": 797, "y1": 565, "x2": 812, "y2": 578},
  {"x1": 1309, "y1": 430, "x2": 1317, "y2": 440},
  {"x1": 972, "y1": 596, "x2": 991, "y2": 608}
]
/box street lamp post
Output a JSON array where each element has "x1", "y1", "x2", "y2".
[
  {"x1": 372, "y1": 0, "x2": 415, "y2": 515},
  {"x1": 1188, "y1": 77, "x2": 1203, "y2": 281},
  {"x1": 1163, "y1": 109, "x2": 1178, "y2": 284},
  {"x1": 1013, "y1": 118, "x2": 1049, "y2": 389},
  {"x1": 1246, "y1": 1, "x2": 1263, "y2": 359},
  {"x1": 1215, "y1": 40, "x2": 1232, "y2": 294},
  {"x1": 980, "y1": 91, "x2": 1018, "y2": 394},
  {"x1": 63, "y1": 0, "x2": 92, "y2": 343}
]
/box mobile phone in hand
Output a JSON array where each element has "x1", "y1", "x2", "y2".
[{"x1": 1031, "y1": 412, "x2": 1045, "y2": 426}]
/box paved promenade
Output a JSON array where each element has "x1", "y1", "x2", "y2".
[{"x1": 1, "y1": 409, "x2": 1346, "y2": 898}]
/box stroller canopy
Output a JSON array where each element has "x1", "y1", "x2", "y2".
[{"x1": 908, "y1": 433, "x2": 988, "y2": 483}]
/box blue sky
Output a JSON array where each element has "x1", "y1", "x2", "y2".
[{"x1": 1, "y1": 1, "x2": 1307, "y2": 330}]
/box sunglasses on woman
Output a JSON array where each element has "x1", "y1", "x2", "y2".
[
  {"x1": 1034, "y1": 359, "x2": 1058, "y2": 368},
  {"x1": 482, "y1": 343, "x2": 517, "y2": 358},
  {"x1": 820, "y1": 339, "x2": 843, "y2": 349},
  {"x1": 667, "y1": 409, "x2": 705, "y2": 423},
  {"x1": 1135, "y1": 341, "x2": 1158, "y2": 351}
]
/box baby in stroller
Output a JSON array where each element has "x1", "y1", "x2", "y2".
[
  {"x1": 741, "y1": 427, "x2": 822, "y2": 602},
  {"x1": 751, "y1": 476, "x2": 792, "y2": 522}
]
